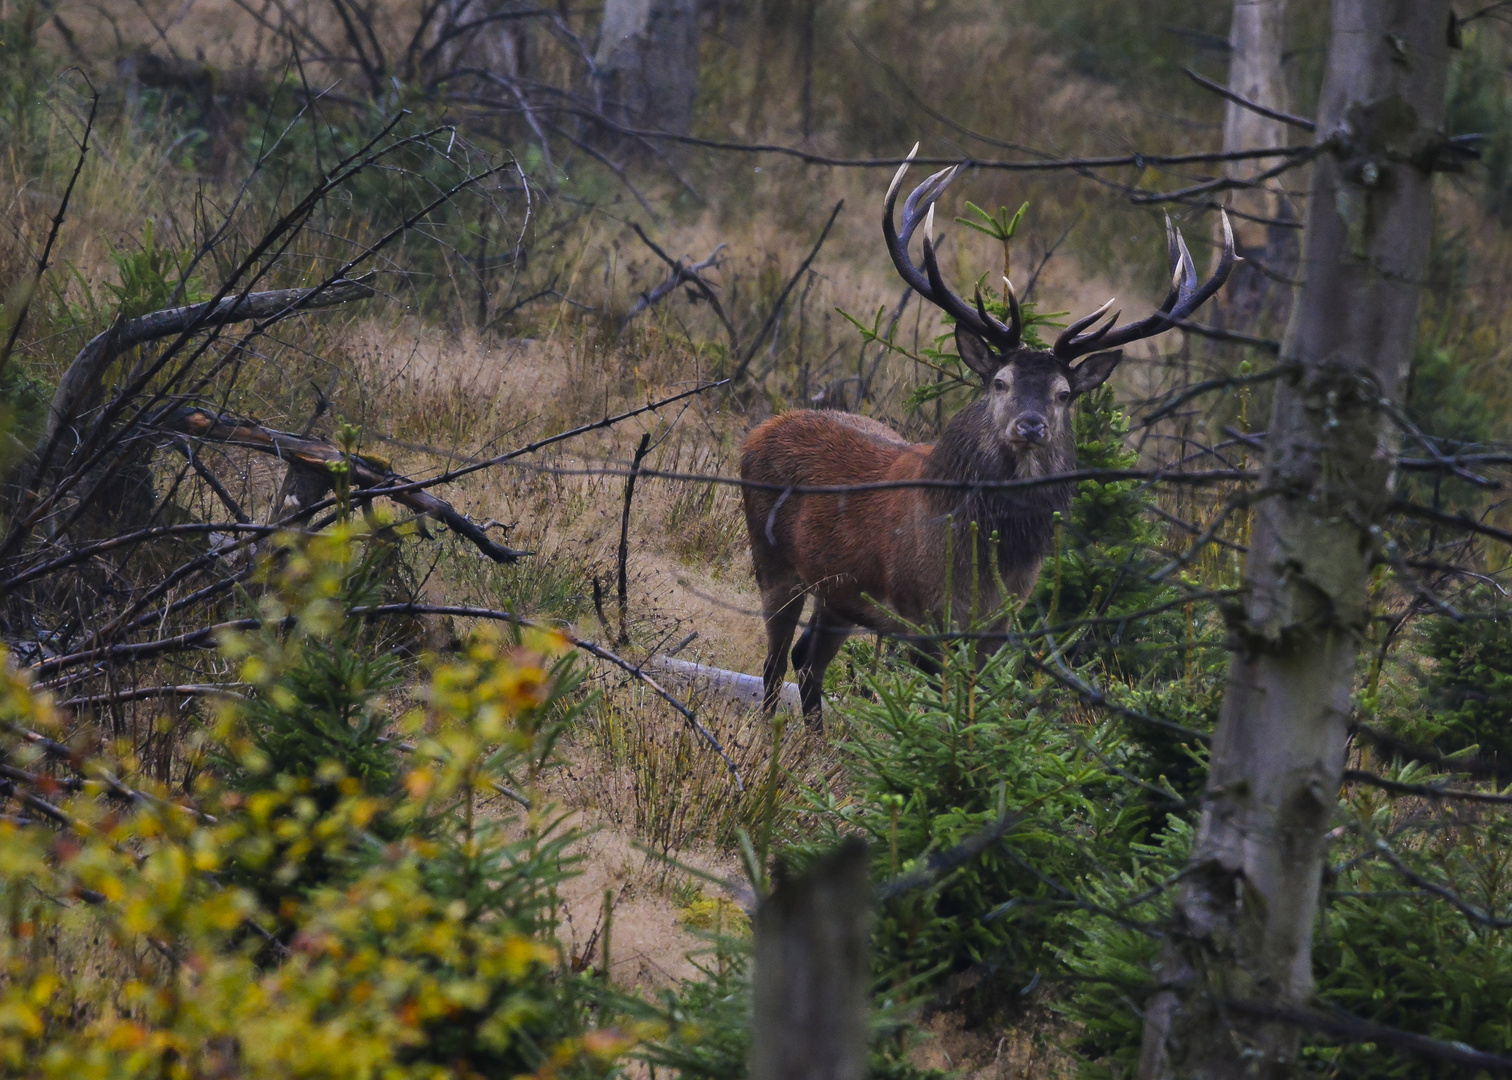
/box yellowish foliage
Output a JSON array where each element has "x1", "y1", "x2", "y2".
[{"x1": 0, "y1": 531, "x2": 632, "y2": 1079}]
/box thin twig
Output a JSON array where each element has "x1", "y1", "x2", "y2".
[
  {"x1": 732, "y1": 201, "x2": 844, "y2": 383},
  {"x1": 617, "y1": 433, "x2": 651, "y2": 645},
  {"x1": 1223, "y1": 1000, "x2": 1512, "y2": 1073},
  {"x1": 349, "y1": 602, "x2": 744, "y2": 790},
  {"x1": 1182, "y1": 67, "x2": 1317, "y2": 133},
  {"x1": 0, "y1": 90, "x2": 98, "y2": 381}
]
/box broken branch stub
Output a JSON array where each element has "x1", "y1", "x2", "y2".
[{"x1": 750, "y1": 838, "x2": 870, "y2": 1080}]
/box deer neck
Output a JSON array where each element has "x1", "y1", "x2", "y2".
[{"x1": 924, "y1": 399, "x2": 1074, "y2": 571}]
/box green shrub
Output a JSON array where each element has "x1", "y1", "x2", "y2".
[
  {"x1": 792, "y1": 644, "x2": 1145, "y2": 1019},
  {"x1": 1309, "y1": 774, "x2": 1512, "y2": 1078},
  {"x1": 1056, "y1": 775, "x2": 1512, "y2": 1079},
  {"x1": 1378, "y1": 584, "x2": 1512, "y2": 769},
  {"x1": 1053, "y1": 817, "x2": 1192, "y2": 1079}
]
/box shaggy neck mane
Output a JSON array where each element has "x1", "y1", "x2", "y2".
[{"x1": 923, "y1": 397, "x2": 1075, "y2": 569}]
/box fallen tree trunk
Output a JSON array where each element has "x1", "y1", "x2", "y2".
[{"x1": 646, "y1": 654, "x2": 801, "y2": 712}]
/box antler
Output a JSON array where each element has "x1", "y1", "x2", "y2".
[
  {"x1": 1054, "y1": 211, "x2": 1238, "y2": 361},
  {"x1": 884, "y1": 146, "x2": 1023, "y2": 351}
]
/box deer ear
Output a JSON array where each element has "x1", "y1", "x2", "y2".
[
  {"x1": 955, "y1": 324, "x2": 1001, "y2": 380},
  {"x1": 1070, "y1": 350, "x2": 1124, "y2": 396}
]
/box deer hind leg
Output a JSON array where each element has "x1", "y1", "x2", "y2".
[
  {"x1": 795, "y1": 604, "x2": 852, "y2": 732},
  {"x1": 758, "y1": 579, "x2": 806, "y2": 715}
]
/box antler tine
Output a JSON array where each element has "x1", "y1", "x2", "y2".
[
  {"x1": 902, "y1": 167, "x2": 959, "y2": 240},
  {"x1": 1165, "y1": 209, "x2": 1237, "y2": 321},
  {"x1": 1055, "y1": 296, "x2": 1117, "y2": 345},
  {"x1": 1053, "y1": 210, "x2": 1238, "y2": 362},
  {"x1": 1002, "y1": 276, "x2": 1023, "y2": 339},
  {"x1": 1172, "y1": 228, "x2": 1199, "y2": 298},
  {"x1": 919, "y1": 210, "x2": 1016, "y2": 344},
  {"x1": 882, "y1": 151, "x2": 1021, "y2": 350},
  {"x1": 883, "y1": 156, "x2": 956, "y2": 299},
  {"x1": 1053, "y1": 297, "x2": 1121, "y2": 356},
  {"x1": 885, "y1": 142, "x2": 921, "y2": 204}
]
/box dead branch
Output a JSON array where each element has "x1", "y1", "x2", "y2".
[
  {"x1": 622, "y1": 246, "x2": 724, "y2": 325},
  {"x1": 33, "y1": 617, "x2": 271, "y2": 678},
  {"x1": 1222, "y1": 1000, "x2": 1512, "y2": 1073},
  {"x1": 151, "y1": 406, "x2": 528, "y2": 563},
  {"x1": 220, "y1": 381, "x2": 731, "y2": 529},
  {"x1": 488, "y1": 103, "x2": 1316, "y2": 171},
  {"x1": 29, "y1": 276, "x2": 377, "y2": 485},
  {"x1": 1370, "y1": 836, "x2": 1512, "y2": 929},
  {"x1": 57, "y1": 684, "x2": 249, "y2": 710},
  {"x1": 1182, "y1": 67, "x2": 1317, "y2": 133},
  {"x1": 616, "y1": 432, "x2": 651, "y2": 644},
  {"x1": 731, "y1": 201, "x2": 843, "y2": 383},
  {"x1": 624, "y1": 224, "x2": 738, "y2": 348},
  {"x1": 1, "y1": 522, "x2": 277, "y2": 590},
  {"x1": 1129, "y1": 144, "x2": 1323, "y2": 205},
  {"x1": 4, "y1": 722, "x2": 217, "y2": 823}
]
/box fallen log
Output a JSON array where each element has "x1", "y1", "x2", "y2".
[{"x1": 646, "y1": 654, "x2": 801, "y2": 712}]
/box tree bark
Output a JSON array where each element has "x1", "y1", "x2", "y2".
[
  {"x1": 1223, "y1": 0, "x2": 1289, "y2": 246},
  {"x1": 593, "y1": 0, "x2": 700, "y2": 136},
  {"x1": 1218, "y1": 0, "x2": 1296, "y2": 333},
  {"x1": 1138, "y1": 3, "x2": 1452, "y2": 1077}
]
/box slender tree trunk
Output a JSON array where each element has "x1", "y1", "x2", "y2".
[
  {"x1": 593, "y1": 0, "x2": 700, "y2": 136},
  {"x1": 1218, "y1": 0, "x2": 1295, "y2": 332},
  {"x1": 1224, "y1": 0, "x2": 1288, "y2": 242},
  {"x1": 1138, "y1": 3, "x2": 1452, "y2": 1077}
]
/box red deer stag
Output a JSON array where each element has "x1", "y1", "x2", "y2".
[{"x1": 740, "y1": 149, "x2": 1236, "y2": 727}]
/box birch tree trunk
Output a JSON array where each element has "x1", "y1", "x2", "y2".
[
  {"x1": 1224, "y1": 0, "x2": 1288, "y2": 243},
  {"x1": 593, "y1": 0, "x2": 700, "y2": 136},
  {"x1": 1219, "y1": 0, "x2": 1295, "y2": 331},
  {"x1": 1138, "y1": 2, "x2": 1453, "y2": 1077}
]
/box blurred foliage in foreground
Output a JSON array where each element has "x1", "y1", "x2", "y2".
[{"x1": 0, "y1": 526, "x2": 640, "y2": 1079}]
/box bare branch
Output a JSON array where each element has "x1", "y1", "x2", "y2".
[
  {"x1": 1182, "y1": 67, "x2": 1317, "y2": 133},
  {"x1": 1371, "y1": 837, "x2": 1512, "y2": 929},
  {"x1": 1343, "y1": 768, "x2": 1512, "y2": 805},
  {"x1": 733, "y1": 202, "x2": 843, "y2": 382},
  {"x1": 1223, "y1": 1000, "x2": 1512, "y2": 1073}
]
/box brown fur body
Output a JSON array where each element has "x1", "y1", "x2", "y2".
[{"x1": 741, "y1": 360, "x2": 1081, "y2": 723}]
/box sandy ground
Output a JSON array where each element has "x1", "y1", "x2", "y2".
[{"x1": 550, "y1": 818, "x2": 745, "y2": 991}]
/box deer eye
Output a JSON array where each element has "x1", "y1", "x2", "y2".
[
  {"x1": 1056, "y1": 389, "x2": 1071, "y2": 402},
  {"x1": 993, "y1": 378, "x2": 1007, "y2": 391}
]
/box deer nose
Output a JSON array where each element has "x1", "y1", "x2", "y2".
[{"x1": 1014, "y1": 415, "x2": 1048, "y2": 443}]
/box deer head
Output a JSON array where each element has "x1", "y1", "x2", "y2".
[{"x1": 884, "y1": 146, "x2": 1237, "y2": 457}]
